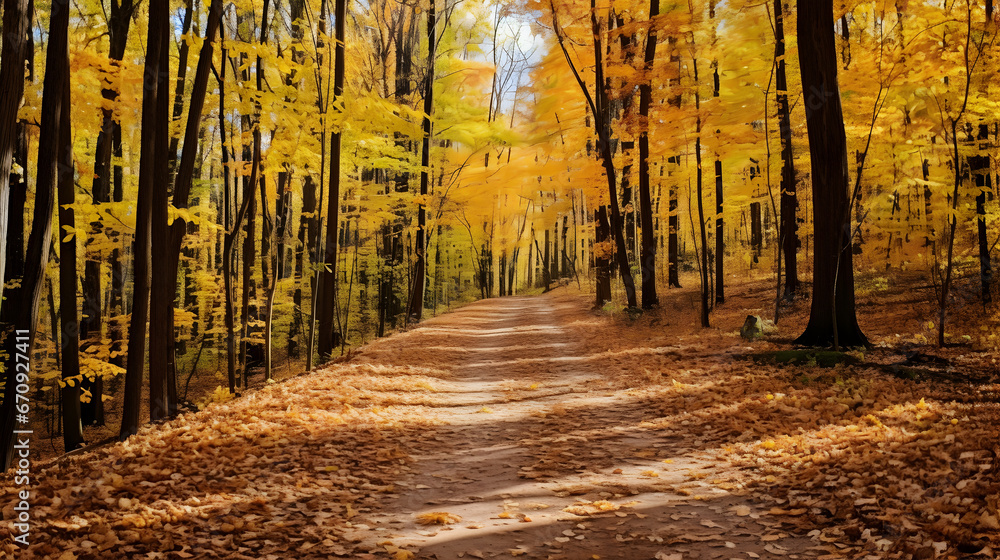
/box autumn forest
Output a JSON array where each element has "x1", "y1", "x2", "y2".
[{"x1": 1, "y1": 0, "x2": 999, "y2": 557}]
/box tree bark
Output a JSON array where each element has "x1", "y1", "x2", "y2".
[
  {"x1": 120, "y1": 0, "x2": 168, "y2": 439},
  {"x1": 594, "y1": 207, "x2": 612, "y2": 306},
  {"x1": 715, "y1": 159, "x2": 724, "y2": 305},
  {"x1": 0, "y1": 0, "x2": 31, "y2": 314},
  {"x1": 406, "y1": 0, "x2": 435, "y2": 322},
  {"x1": 668, "y1": 175, "x2": 681, "y2": 288},
  {"x1": 0, "y1": 0, "x2": 65, "y2": 465},
  {"x1": 549, "y1": 0, "x2": 637, "y2": 308},
  {"x1": 147, "y1": 0, "x2": 173, "y2": 421},
  {"x1": 637, "y1": 0, "x2": 659, "y2": 308},
  {"x1": 794, "y1": 0, "x2": 868, "y2": 348},
  {"x1": 977, "y1": 185, "x2": 992, "y2": 304},
  {"x1": 149, "y1": 0, "x2": 223, "y2": 415},
  {"x1": 319, "y1": 0, "x2": 348, "y2": 352},
  {"x1": 57, "y1": 77, "x2": 85, "y2": 452},
  {"x1": 775, "y1": 0, "x2": 798, "y2": 298},
  {"x1": 81, "y1": 0, "x2": 134, "y2": 427}
]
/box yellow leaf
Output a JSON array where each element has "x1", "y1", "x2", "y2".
[{"x1": 416, "y1": 511, "x2": 462, "y2": 525}]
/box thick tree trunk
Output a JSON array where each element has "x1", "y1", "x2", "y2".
[
  {"x1": 775, "y1": 0, "x2": 798, "y2": 298},
  {"x1": 794, "y1": 0, "x2": 868, "y2": 348},
  {"x1": 148, "y1": 3, "x2": 172, "y2": 421},
  {"x1": 637, "y1": 0, "x2": 659, "y2": 308},
  {"x1": 319, "y1": 0, "x2": 347, "y2": 353},
  {"x1": 407, "y1": 0, "x2": 435, "y2": 322},
  {"x1": 0, "y1": 0, "x2": 65, "y2": 466},
  {"x1": 0, "y1": 0, "x2": 31, "y2": 314}
]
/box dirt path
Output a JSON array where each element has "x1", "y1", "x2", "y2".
[
  {"x1": 8, "y1": 287, "x2": 994, "y2": 559},
  {"x1": 347, "y1": 295, "x2": 817, "y2": 560}
]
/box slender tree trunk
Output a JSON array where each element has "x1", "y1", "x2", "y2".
[
  {"x1": 591, "y1": 5, "x2": 637, "y2": 308},
  {"x1": 149, "y1": 0, "x2": 223, "y2": 411},
  {"x1": 319, "y1": 0, "x2": 347, "y2": 352},
  {"x1": 108, "y1": 117, "x2": 126, "y2": 370},
  {"x1": 239, "y1": 147, "x2": 256, "y2": 386},
  {"x1": 166, "y1": 0, "x2": 195, "y2": 177},
  {"x1": 696, "y1": 137, "x2": 710, "y2": 328},
  {"x1": 775, "y1": 0, "x2": 798, "y2": 298},
  {"x1": 217, "y1": 28, "x2": 238, "y2": 393},
  {"x1": 80, "y1": 0, "x2": 134, "y2": 427},
  {"x1": 668, "y1": 178, "x2": 681, "y2": 288},
  {"x1": 794, "y1": 0, "x2": 868, "y2": 348},
  {"x1": 550, "y1": 0, "x2": 637, "y2": 307},
  {"x1": 407, "y1": 0, "x2": 435, "y2": 322},
  {"x1": 57, "y1": 78, "x2": 85, "y2": 452},
  {"x1": 715, "y1": 159, "x2": 724, "y2": 305},
  {"x1": 292, "y1": 174, "x2": 317, "y2": 355},
  {"x1": 1, "y1": 0, "x2": 65, "y2": 465},
  {"x1": 121, "y1": 0, "x2": 167, "y2": 438},
  {"x1": 977, "y1": 186, "x2": 992, "y2": 304},
  {"x1": 595, "y1": 207, "x2": 612, "y2": 306},
  {"x1": 637, "y1": 0, "x2": 659, "y2": 308}
]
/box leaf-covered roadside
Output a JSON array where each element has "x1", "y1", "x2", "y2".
[
  {"x1": 561, "y1": 288, "x2": 1000, "y2": 559},
  {"x1": 0, "y1": 363, "x2": 448, "y2": 559}
]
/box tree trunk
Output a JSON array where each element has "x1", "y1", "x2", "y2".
[
  {"x1": 794, "y1": 0, "x2": 868, "y2": 348},
  {"x1": 57, "y1": 77, "x2": 85, "y2": 452},
  {"x1": 81, "y1": 0, "x2": 134, "y2": 427},
  {"x1": 696, "y1": 137, "x2": 710, "y2": 328},
  {"x1": 216, "y1": 28, "x2": 238, "y2": 394},
  {"x1": 0, "y1": 0, "x2": 65, "y2": 466},
  {"x1": 292, "y1": 173, "x2": 317, "y2": 355},
  {"x1": 715, "y1": 159, "x2": 724, "y2": 305},
  {"x1": 595, "y1": 207, "x2": 612, "y2": 307},
  {"x1": 166, "y1": 0, "x2": 194, "y2": 177},
  {"x1": 109, "y1": 115, "x2": 126, "y2": 370},
  {"x1": 0, "y1": 0, "x2": 31, "y2": 314},
  {"x1": 775, "y1": 0, "x2": 798, "y2": 298},
  {"x1": 750, "y1": 201, "x2": 763, "y2": 260},
  {"x1": 151, "y1": 0, "x2": 223, "y2": 410},
  {"x1": 977, "y1": 189, "x2": 992, "y2": 304},
  {"x1": 406, "y1": 0, "x2": 435, "y2": 322},
  {"x1": 668, "y1": 176, "x2": 681, "y2": 288},
  {"x1": 637, "y1": 0, "x2": 659, "y2": 308},
  {"x1": 319, "y1": 0, "x2": 347, "y2": 353},
  {"x1": 550, "y1": 0, "x2": 637, "y2": 307},
  {"x1": 147, "y1": 0, "x2": 172, "y2": 422},
  {"x1": 239, "y1": 151, "x2": 256, "y2": 386},
  {"x1": 590, "y1": 5, "x2": 637, "y2": 308}
]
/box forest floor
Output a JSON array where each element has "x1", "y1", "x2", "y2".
[{"x1": 3, "y1": 275, "x2": 1000, "y2": 559}]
